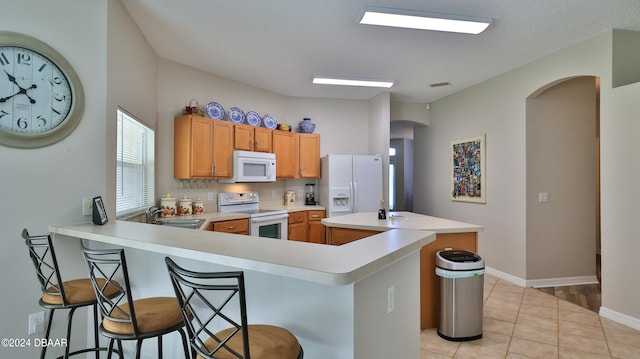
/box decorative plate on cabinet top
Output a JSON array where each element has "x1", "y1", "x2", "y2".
[
  {"x1": 246, "y1": 111, "x2": 261, "y2": 126},
  {"x1": 205, "y1": 102, "x2": 225, "y2": 120},
  {"x1": 228, "y1": 107, "x2": 246, "y2": 124},
  {"x1": 263, "y1": 114, "x2": 278, "y2": 129}
]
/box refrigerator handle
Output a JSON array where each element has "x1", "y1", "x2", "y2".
[{"x1": 351, "y1": 181, "x2": 357, "y2": 212}]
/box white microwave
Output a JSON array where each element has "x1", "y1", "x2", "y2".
[{"x1": 220, "y1": 150, "x2": 276, "y2": 183}]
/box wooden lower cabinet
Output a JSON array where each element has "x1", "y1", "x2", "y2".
[
  {"x1": 288, "y1": 210, "x2": 326, "y2": 243},
  {"x1": 288, "y1": 211, "x2": 308, "y2": 242},
  {"x1": 208, "y1": 218, "x2": 249, "y2": 235},
  {"x1": 420, "y1": 232, "x2": 478, "y2": 329},
  {"x1": 326, "y1": 227, "x2": 382, "y2": 246},
  {"x1": 307, "y1": 210, "x2": 326, "y2": 244}
]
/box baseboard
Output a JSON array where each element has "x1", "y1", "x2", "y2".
[
  {"x1": 527, "y1": 275, "x2": 600, "y2": 288},
  {"x1": 485, "y1": 266, "x2": 526, "y2": 287},
  {"x1": 600, "y1": 306, "x2": 640, "y2": 331},
  {"x1": 485, "y1": 267, "x2": 640, "y2": 331},
  {"x1": 484, "y1": 267, "x2": 600, "y2": 289}
]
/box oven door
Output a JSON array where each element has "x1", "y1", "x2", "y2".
[{"x1": 250, "y1": 213, "x2": 289, "y2": 239}]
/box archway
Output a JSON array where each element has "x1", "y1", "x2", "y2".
[{"x1": 525, "y1": 76, "x2": 600, "y2": 288}]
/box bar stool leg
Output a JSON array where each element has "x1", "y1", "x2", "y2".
[
  {"x1": 41, "y1": 309, "x2": 55, "y2": 359},
  {"x1": 92, "y1": 305, "x2": 100, "y2": 359},
  {"x1": 135, "y1": 338, "x2": 143, "y2": 359},
  {"x1": 62, "y1": 306, "x2": 78, "y2": 358}
]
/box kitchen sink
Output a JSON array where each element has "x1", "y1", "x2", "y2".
[{"x1": 155, "y1": 218, "x2": 205, "y2": 229}]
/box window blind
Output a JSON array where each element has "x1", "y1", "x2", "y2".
[{"x1": 116, "y1": 108, "x2": 155, "y2": 217}]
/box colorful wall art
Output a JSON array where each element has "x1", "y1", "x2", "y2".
[{"x1": 451, "y1": 134, "x2": 486, "y2": 203}]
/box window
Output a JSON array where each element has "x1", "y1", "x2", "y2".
[
  {"x1": 389, "y1": 147, "x2": 396, "y2": 211},
  {"x1": 116, "y1": 108, "x2": 155, "y2": 218}
]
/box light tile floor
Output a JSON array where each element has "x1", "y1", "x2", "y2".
[{"x1": 421, "y1": 274, "x2": 640, "y2": 358}]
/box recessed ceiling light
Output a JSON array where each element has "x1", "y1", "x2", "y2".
[
  {"x1": 359, "y1": 7, "x2": 492, "y2": 35},
  {"x1": 312, "y1": 76, "x2": 394, "y2": 88},
  {"x1": 430, "y1": 82, "x2": 451, "y2": 87}
]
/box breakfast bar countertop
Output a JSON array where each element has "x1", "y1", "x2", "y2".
[
  {"x1": 49, "y1": 219, "x2": 434, "y2": 286},
  {"x1": 322, "y1": 211, "x2": 484, "y2": 233}
]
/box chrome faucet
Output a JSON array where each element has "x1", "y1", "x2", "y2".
[{"x1": 146, "y1": 206, "x2": 163, "y2": 224}]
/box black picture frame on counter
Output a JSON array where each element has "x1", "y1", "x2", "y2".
[{"x1": 92, "y1": 196, "x2": 108, "y2": 225}]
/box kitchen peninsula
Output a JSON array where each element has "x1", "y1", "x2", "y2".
[
  {"x1": 50, "y1": 219, "x2": 434, "y2": 359},
  {"x1": 322, "y1": 211, "x2": 484, "y2": 329}
]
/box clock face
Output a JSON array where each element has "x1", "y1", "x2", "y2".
[
  {"x1": 0, "y1": 46, "x2": 73, "y2": 135},
  {"x1": 0, "y1": 32, "x2": 84, "y2": 149}
]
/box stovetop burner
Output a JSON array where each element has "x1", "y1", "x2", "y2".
[{"x1": 217, "y1": 191, "x2": 287, "y2": 218}]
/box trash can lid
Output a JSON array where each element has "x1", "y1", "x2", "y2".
[{"x1": 436, "y1": 249, "x2": 484, "y2": 271}]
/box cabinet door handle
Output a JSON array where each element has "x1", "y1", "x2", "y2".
[
  {"x1": 211, "y1": 164, "x2": 217, "y2": 175},
  {"x1": 228, "y1": 225, "x2": 236, "y2": 229},
  {"x1": 311, "y1": 215, "x2": 319, "y2": 218}
]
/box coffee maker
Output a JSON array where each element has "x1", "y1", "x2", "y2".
[{"x1": 305, "y1": 183, "x2": 316, "y2": 205}]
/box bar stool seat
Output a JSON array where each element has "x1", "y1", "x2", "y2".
[
  {"x1": 201, "y1": 324, "x2": 301, "y2": 359},
  {"x1": 102, "y1": 297, "x2": 185, "y2": 335},
  {"x1": 41, "y1": 278, "x2": 117, "y2": 305}
]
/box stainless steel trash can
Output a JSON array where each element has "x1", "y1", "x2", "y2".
[{"x1": 435, "y1": 249, "x2": 484, "y2": 341}]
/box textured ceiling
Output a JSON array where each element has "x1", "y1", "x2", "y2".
[{"x1": 122, "y1": 0, "x2": 640, "y2": 103}]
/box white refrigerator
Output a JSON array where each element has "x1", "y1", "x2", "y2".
[{"x1": 319, "y1": 154, "x2": 383, "y2": 217}]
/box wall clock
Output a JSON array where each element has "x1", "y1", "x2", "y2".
[{"x1": 0, "y1": 31, "x2": 84, "y2": 148}]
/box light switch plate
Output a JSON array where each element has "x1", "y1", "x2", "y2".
[{"x1": 538, "y1": 192, "x2": 549, "y2": 203}]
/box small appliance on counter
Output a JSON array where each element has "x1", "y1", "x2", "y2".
[{"x1": 305, "y1": 183, "x2": 317, "y2": 205}]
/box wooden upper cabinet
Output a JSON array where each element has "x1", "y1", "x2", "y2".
[
  {"x1": 211, "y1": 120, "x2": 233, "y2": 177},
  {"x1": 297, "y1": 133, "x2": 320, "y2": 178},
  {"x1": 273, "y1": 131, "x2": 320, "y2": 179},
  {"x1": 233, "y1": 124, "x2": 273, "y2": 152},
  {"x1": 174, "y1": 115, "x2": 232, "y2": 179},
  {"x1": 253, "y1": 127, "x2": 272, "y2": 152},
  {"x1": 272, "y1": 131, "x2": 297, "y2": 178},
  {"x1": 233, "y1": 124, "x2": 254, "y2": 151}
]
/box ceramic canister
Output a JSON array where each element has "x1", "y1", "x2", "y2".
[
  {"x1": 284, "y1": 190, "x2": 296, "y2": 205},
  {"x1": 178, "y1": 195, "x2": 192, "y2": 215},
  {"x1": 160, "y1": 193, "x2": 176, "y2": 217},
  {"x1": 192, "y1": 198, "x2": 205, "y2": 214}
]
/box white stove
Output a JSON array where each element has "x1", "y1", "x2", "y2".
[{"x1": 217, "y1": 191, "x2": 289, "y2": 239}]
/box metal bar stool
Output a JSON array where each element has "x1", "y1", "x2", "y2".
[
  {"x1": 81, "y1": 247, "x2": 189, "y2": 359},
  {"x1": 23, "y1": 228, "x2": 119, "y2": 359},
  {"x1": 165, "y1": 257, "x2": 304, "y2": 359}
]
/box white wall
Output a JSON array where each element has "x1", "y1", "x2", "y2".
[
  {"x1": 0, "y1": 1, "x2": 108, "y2": 357},
  {"x1": 415, "y1": 30, "x2": 640, "y2": 327}
]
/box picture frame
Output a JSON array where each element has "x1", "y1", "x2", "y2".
[
  {"x1": 92, "y1": 196, "x2": 108, "y2": 225},
  {"x1": 451, "y1": 134, "x2": 486, "y2": 203}
]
